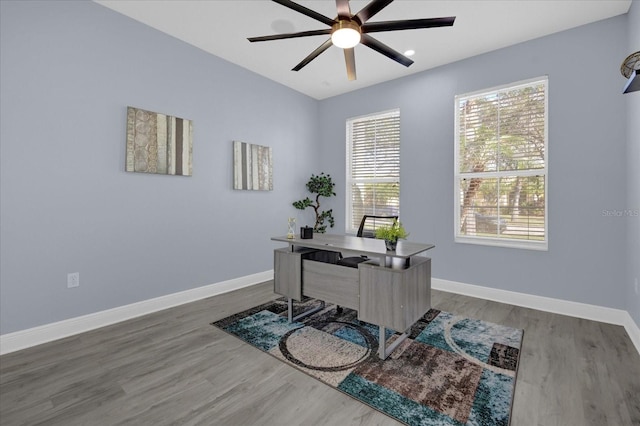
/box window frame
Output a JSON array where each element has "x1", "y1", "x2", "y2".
[
  {"x1": 345, "y1": 108, "x2": 401, "y2": 235},
  {"x1": 454, "y1": 77, "x2": 549, "y2": 250}
]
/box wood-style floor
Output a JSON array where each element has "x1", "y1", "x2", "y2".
[{"x1": 1, "y1": 281, "x2": 639, "y2": 425}]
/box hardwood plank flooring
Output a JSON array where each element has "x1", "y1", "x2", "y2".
[{"x1": 1, "y1": 282, "x2": 639, "y2": 425}]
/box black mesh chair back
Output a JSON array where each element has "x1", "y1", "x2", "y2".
[
  {"x1": 356, "y1": 215, "x2": 399, "y2": 238},
  {"x1": 337, "y1": 215, "x2": 399, "y2": 268}
]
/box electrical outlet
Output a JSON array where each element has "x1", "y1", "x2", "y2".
[{"x1": 67, "y1": 272, "x2": 79, "y2": 288}]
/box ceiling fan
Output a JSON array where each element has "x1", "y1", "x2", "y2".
[{"x1": 248, "y1": 0, "x2": 456, "y2": 81}]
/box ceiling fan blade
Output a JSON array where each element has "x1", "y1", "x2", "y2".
[
  {"x1": 344, "y1": 47, "x2": 357, "y2": 80},
  {"x1": 248, "y1": 29, "x2": 331, "y2": 42},
  {"x1": 362, "y1": 17, "x2": 456, "y2": 33},
  {"x1": 272, "y1": 0, "x2": 336, "y2": 27},
  {"x1": 354, "y1": 0, "x2": 394, "y2": 24},
  {"x1": 292, "y1": 38, "x2": 333, "y2": 71},
  {"x1": 361, "y1": 34, "x2": 413, "y2": 67},
  {"x1": 335, "y1": 0, "x2": 352, "y2": 19}
]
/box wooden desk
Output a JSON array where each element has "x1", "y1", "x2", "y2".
[{"x1": 271, "y1": 234, "x2": 435, "y2": 359}]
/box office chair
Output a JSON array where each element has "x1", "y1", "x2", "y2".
[{"x1": 337, "y1": 215, "x2": 399, "y2": 268}]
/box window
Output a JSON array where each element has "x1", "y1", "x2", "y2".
[
  {"x1": 346, "y1": 109, "x2": 400, "y2": 234},
  {"x1": 455, "y1": 77, "x2": 548, "y2": 250}
]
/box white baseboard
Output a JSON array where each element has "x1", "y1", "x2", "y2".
[
  {"x1": 432, "y1": 277, "x2": 640, "y2": 355},
  {"x1": 3, "y1": 272, "x2": 638, "y2": 357},
  {"x1": 621, "y1": 311, "x2": 640, "y2": 356},
  {"x1": 0, "y1": 270, "x2": 273, "y2": 355}
]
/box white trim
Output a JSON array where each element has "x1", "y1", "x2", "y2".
[
  {"x1": 622, "y1": 311, "x2": 640, "y2": 357},
  {"x1": 0, "y1": 270, "x2": 273, "y2": 355},
  {"x1": 456, "y1": 75, "x2": 550, "y2": 101},
  {"x1": 455, "y1": 235, "x2": 548, "y2": 251},
  {"x1": 346, "y1": 108, "x2": 400, "y2": 123},
  {"x1": 432, "y1": 277, "x2": 640, "y2": 355},
  {"x1": 454, "y1": 76, "x2": 549, "y2": 251},
  {"x1": 345, "y1": 108, "x2": 401, "y2": 235},
  {"x1": 4, "y1": 272, "x2": 638, "y2": 357}
]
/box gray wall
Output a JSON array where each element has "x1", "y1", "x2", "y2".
[
  {"x1": 0, "y1": 0, "x2": 319, "y2": 334},
  {"x1": 627, "y1": 0, "x2": 640, "y2": 326},
  {"x1": 318, "y1": 16, "x2": 629, "y2": 310},
  {"x1": 1, "y1": 0, "x2": 636, "y2": 336}
]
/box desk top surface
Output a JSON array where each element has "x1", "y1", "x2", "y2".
[{"x1": 271, "y1": 234, "x2": 434, "y2": 259}]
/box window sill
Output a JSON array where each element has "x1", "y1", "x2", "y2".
[{"x1": 455, "y1": 235, "x2": 548, "y2": 251}]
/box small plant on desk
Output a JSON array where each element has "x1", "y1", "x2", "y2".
[{"x1": 375, "y1": 220, "x2": 409, "y2": 251}]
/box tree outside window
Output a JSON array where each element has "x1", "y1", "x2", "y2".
[
  {"x1": 455, "y1": 78, "x2": 548, "y2": 250},
  {"x1": 346, "y1": 110, "x2": 400, "y2": 234}
]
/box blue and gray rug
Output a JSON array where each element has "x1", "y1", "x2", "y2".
[{"x1": 212, "y1": 298, "x2": 523, "y2": 426}]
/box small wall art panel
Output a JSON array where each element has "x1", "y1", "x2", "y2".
[
  {"x1": 233, "y1": 140, "x2": 273, "y2": 191},
  {"x1": 126, "y1": 106, "x2": 193, "y2": 176}
]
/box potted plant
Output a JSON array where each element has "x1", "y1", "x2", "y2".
[
  {"x1": 292, "y1": 173, "x2": 335, "y2": 233},
  {"x1": 375, "y1": 220, "x2": 409, "y2": 251}
]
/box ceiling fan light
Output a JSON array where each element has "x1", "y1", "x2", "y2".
[{"x1": 331, "y1": 20, "x2": 361, "y2": 49}]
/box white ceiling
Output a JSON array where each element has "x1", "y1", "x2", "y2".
[{"x1": 94, "y1": 0, "x2": 631, "y2": 100}]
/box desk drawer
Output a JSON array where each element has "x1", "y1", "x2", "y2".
[{"x1": 302, "y1": 260, "x2": 359, "y2": 310}]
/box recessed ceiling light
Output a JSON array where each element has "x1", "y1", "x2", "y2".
[{"x1": 404, "y1": 49, "x2": 415, "y2": 57}]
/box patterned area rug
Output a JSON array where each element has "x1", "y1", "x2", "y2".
[{"x1": 212, "y1": 298, "x2": 523, "y2": 426}]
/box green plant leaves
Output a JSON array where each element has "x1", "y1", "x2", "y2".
[{"x1": 292, "y1": 173, "x2": 336, "y2": 233}]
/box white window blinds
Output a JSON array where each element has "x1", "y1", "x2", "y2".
[
  {"x1": 455, "y1": 77, "x2": 548, "y2": 250},
  {"x1": 346, "y1": 109, "x2": 400, "y2": 234}
]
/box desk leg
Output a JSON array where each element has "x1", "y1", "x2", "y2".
[
  {"x1": 287, "y1": 297, "x2": 325, "y2": 323},
  {"x1": 378, "y1": 326, "x2": 410, "y2": 359},
  {"x1": 378, "y1": 326, "x2": 386, "y2": 359}
]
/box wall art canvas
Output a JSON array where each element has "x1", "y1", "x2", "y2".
[
  {"x1": 126, "y1": 106, "x2": 193, "y2": 176},
  {"x1": 233, "y1": 141, "x2": 273, "y2": 191}
]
